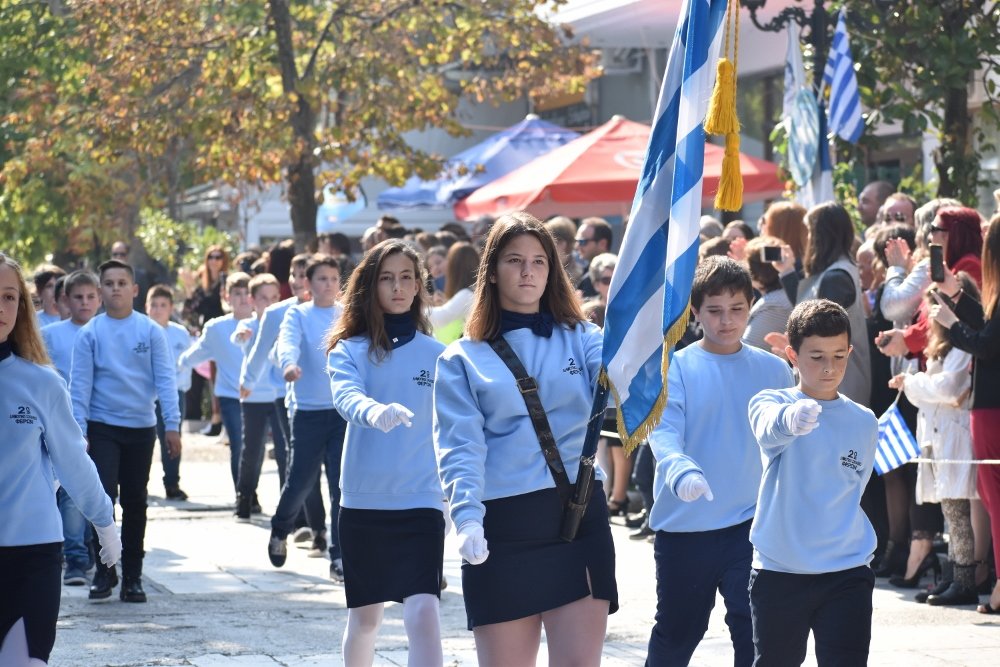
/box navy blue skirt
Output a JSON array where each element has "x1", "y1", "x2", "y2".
[
  {"x1": 462, "y1": 481, "x2": 618, "y2": 629},
  {"x1": 339, "y1": 507, "x2": 445, "y2": 609}
]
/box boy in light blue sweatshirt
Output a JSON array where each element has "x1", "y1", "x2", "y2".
[
  {"x1": 646, "y1": 257, "x2": 793, "y2": 667},
  {"x1": 178, "y1": 272, "x2": 253, "y2": 491},
  {"x1": 147, "y1": 285, "x2": 195, "y2": 501},
  {"x1": 748, "y1": 299, "x2": 878, "y2": 666},
  {"x1": 42, "y1": 270, "x2": 102, "y2": 586},
  {"x1": 71, "y1": 260, "x2": 181, "y2": 603}
]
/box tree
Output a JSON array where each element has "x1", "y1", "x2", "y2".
[
  {"x1": 845, "y1": 0, "x2": 1000, "y2": 203},
  {"x1": 2, "y1": 0, "x2": 599, "y2": 257}
]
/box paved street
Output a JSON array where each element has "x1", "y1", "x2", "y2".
[{"x1": 51, "y1": 425, "x2": 1000, "y2": 666}]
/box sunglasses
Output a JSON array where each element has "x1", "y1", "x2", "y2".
[
  {"x1": 929, "y1": 225, "x2": 947, "y2": 234},
  {"x1": 597, "y1": 276, "x2": 613, "y2": 285},
  {"x1": 882, "y1": 211, "x2": 908, "y2": 222},
  {"x1": 208, "y1": 254, "x2": 225, "y2": 260},
  {"x1": 575, "y1": 238, "x2": 595, "y2": 246},
  {"x1": 111, "y1": 252, "x2": 128, "y2": 259}
]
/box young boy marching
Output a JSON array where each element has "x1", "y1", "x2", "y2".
[
  {"x1": 71, "y1": 260, "x2": 181, "y2": 603},
  {"x1": 748, "y1": 299, "x2": 878, "y2": 666},
  {"x1": 146, "y1": 285, "x2": 195, "y2": 501},
  {"x1": 646, "y1": 257, "x2": 793, "y2": 666}
]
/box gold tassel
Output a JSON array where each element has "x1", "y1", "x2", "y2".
[
  {"x1": 715, "y1": 132, "x2": 744, "y2": 211},
  {"x1": 704, "y1": 58, "x2": 739, "y2": 136}
]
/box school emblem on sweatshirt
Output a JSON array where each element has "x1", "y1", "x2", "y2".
[
  {"x1": 562, "y1": 357, "x2": 582, "y2": 376},
  {"x1": 133, "y1": 341, "x2": 150, "y2": 354},
  {"x1": 840, "y1": 449, "x2": 863, "y2": 473},
  {"x1": 412, "y1": 369, "x2": 433, "y2": 387},
  {"x1": 10, "y1": 406, "x2": 38, "y2": 425}
]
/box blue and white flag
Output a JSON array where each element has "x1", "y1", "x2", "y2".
[
  {"x1": 822, "y1": 8, "x2": 864, "y2": 143},
  {"x1": 874, "y1": 400, "x2": 920, "y2": 475},
  {"x1": 602, "y1": 0, "x2": 728, "y2": 451}
]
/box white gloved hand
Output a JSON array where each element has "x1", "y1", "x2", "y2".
[
  {"x1": 457, "y1": 521, "x2": 489, "y2": 565},
  {"x1": 675, "y1": 472, "x2": 714, "y2": 502},
  {"x1": 783, "y1": 399, "x2": 823, "y2": 436},
  {"x1": 95, "y1": 523, "x2": 122, "y2": 567},
  {"x1": 367, "y1": 403, "x2": 415, "y2": 433}
]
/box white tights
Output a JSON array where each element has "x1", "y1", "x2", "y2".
[
  {"x1": 0, "y1": 619, "x2": 47, "y2": 667},
  {"x1": 342, "y1": 594, "x2": 442, "y2": 667}
]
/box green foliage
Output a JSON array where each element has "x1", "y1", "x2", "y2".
[{"x1": 135, "y1": 208, "x2": 238, "y2": 277}]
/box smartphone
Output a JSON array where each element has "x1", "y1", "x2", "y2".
[
  {"x1": 761, "y1": 246, "x2": 783, "y2": 263},
  {"x1": 929, "y1": 244, "x2": 945, "y2": 282}
]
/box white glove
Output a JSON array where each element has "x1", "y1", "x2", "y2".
[
  {"x1": 367, "y1": 402, "x2": 415, "y2": 433},
  {"x1": 457, "y1": 521, "x2": 489, "y2": 565},
  {"x1": 95, "y1": 523, "x2": 122, "y2": 567},
  {"x1": 675, "y1": 472, "x2": 714, "y2": 502},
  {"x1": 783, "y1": 399, "x2": 823, "y2": 436}
]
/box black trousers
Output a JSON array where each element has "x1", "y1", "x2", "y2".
[
  {"x1": 0, "y1": 543, "x2": 62, "y2": 662},
  {"x1": 749, "y1": 566, "x2": 874, "y2": 667},
  {"x1": 87, "y1": 421, "x2": 156, "y2": 578},
  {"x1": 237, "y1": 399, "x2": 288, "y2": 497}
]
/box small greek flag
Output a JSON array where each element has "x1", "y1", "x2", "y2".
[
  {"x1": 874, "y1": 401, "x2": 919, "y2": 475},
  {"x1": 822, "y1": 8, "x2": 864, "y2": 143},
  {"x1": 602, "y1": 0, "x2": 728, "y2": 453}
]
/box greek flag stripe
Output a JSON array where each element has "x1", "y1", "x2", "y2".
[
  {"x1": 875, "y1": 402, "x2": 920, "y2": 476},
  {"x1": 821, "y1": 8, "x2": 864, "y2": 143}
]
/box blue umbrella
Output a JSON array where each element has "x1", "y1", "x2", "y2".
[
  {"x1": 317, "y1": 185, "x2": 367, "y2": 233},
  {"x1": 376, "y1": 115, "x2": 579, "y2": 210}
]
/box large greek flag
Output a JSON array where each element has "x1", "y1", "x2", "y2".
[
  {"x1": 874, "y1": 401, "x2": 920, "y2": 475},
  {"x1": 602, "y1": 0, "x2": 728, "y2": 452},
  {"x1": 822, "y1": 8, "x2": 864, "y2": 143}
]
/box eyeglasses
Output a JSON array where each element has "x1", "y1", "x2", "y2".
[
  {"x1": 208, "y1": 254, "x2": 225, "y2": 260},
  {"x1": 575, "y1": 237, "x2": 595, "y2": 246},
  {"x1": 929, "y1": 225, "x2": 947, "y2": 234}
]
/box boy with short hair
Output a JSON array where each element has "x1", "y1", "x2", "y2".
[
  {"x1": 146, "y1": 285, "x2": 195, "y2": 501},
  {"x1": 71, "y1": 260, "x2": 181, "y2": 602},
  {"x1": 646, "y1": 257, "x2": 794, "y2": 666},
  {"x1": 42, "y1": 270, "x2": 102, "y2": 586},
  {"x1": 747, "y1": 299, "x2": 878, "y2": 666},
  {"x1": 232, "y1": 273, "x2": 288, "y2": 521},
  {"x1": 178, "y1": 272, "x2": 253, "y2": 492}
]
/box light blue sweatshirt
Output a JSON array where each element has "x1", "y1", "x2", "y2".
[
  {"x1": 36, "y1": 310, "x2": 61, "y2": 328},
  {"x1": 276, "y1": 302, "x2": 341, "y2": 411},
  {"x1": 41, "y1": 319, "x2": 82, "y2": 383},
  {"x1": 161, "y1": 321, "x2": 195, "y2": 393},
  {"x1": 329, "y1": 333, "x2": 446, "y2": 510},
  {"x1": 435, "y1": 322, "x2": 604, "y2": 528},
  {"x1": 748, "y1": 388, "x2": 878, "y2": 574},
  {"x1": 177, "y1": 313, "x2": 246, "y2": 400},
  {"x1": 241, "y1": 297, "x2": 296, "y2": 390},
  {"x1": 71, "y1": 312, "x2": 180, "y2": 431},
  {"x1": 232, "y1": 316, "x2": 285, "y2": 404},
  {"x1": 1, "y1": 354, "x2": 114, "y2": 546},
  {"x1": 649, "y1": 343, "x2": 794, "y2": 533}
]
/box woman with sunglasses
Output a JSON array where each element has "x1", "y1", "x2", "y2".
[{"x1": 182, "y1": 246, "x2": 230, "y2": 435}]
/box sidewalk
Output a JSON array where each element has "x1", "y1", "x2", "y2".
[{"x1": 51, "y1": 425, "x2": 1000, "y2": 666}]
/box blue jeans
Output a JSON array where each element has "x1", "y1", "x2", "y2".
[
  {"x1": 271, "y1": 408, "x2": 346, "y2": 559},
  {"x1": 155, "y1": 390, "x2": 186, "y2": 489},
  {"x1": 749, "y1": 566, "x2": 873, "y2": 667},
  {"x1": 647, "y1": 520, "x2": 754, "y2": 667},
  {"x1": 238, "y1": 399, "x2": 288, "y2": 497},
  {"x1": 218, "y1": 396, "x2": 243, "y2": 490},
  {"x1": 57, "y1": 487, "x2": 93, "y2": 571}
]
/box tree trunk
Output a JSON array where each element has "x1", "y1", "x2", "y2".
[{"x1": 269, "y1": 0, "x2": 318, "y2": 251}]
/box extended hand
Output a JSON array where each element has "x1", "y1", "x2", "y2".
[
  {"x1": 95, "y1": 523, "x2": 122, "y2": 566},
  {"x1": 874, "y1": 329, "x2": 908, "y2": 357},
  {"x1": 367, "y1": 403, "x2": 414, "y2": 433},
  {"x1": 929, "y1": 291, "x2": 959, "y2": 329},
  {"x1": 457, "y1": 521, "x2": 489, "y2": 565},
  {"x1": 675, "y1": 472, "x2": 714, "y2": 502},
  {"x1": 783, "y1": 399, "x2": 822, "y2": 436}
]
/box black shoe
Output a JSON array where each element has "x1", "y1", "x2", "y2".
[
  {"x1": 120, "y1": 576, "x2": 147, "y2": 603},
  {"x1": 235, "y1": 494, "x2": 251, "y2": 523},
  {"x1": 268, "y1": 532, "x2": 287, "y2": 567},
  {"x1": 927, "y1": 581, "x2": 978, "y2": 606},
  {"x1": 308, "y1": 532, "x2": 328, "y2": 558},
  {"x1": 89, "y1": 565, "x2": 118, "y2": 600},
  {"x1": 889, "y1": 553, "x2": 941, "y2": 589},
  {"x1": 330, "y1": 558, "x2": 344, "y2": 583},
  {"x1": 629, "y1": 523, "x2": 655, "y2": 540},
  {"x1": 873, "y1": 540, "x2": 908, "y2": 578},
  {"x1": 200, "y1": 421, "x2": 223, "y2": 436},
  {"x1": 251, "y1": 493, "x2": 262, "y2": 514},
  {"x1": 624, "y1": 510, "x2": 648, "y2": 529},
  {"x1": 164, "y1": 486, "x2": 189, "y2": 501},
  {"x1": 607, "y1": 498, "x2": 629, "y2": 517},
  {"x1": 915, "y1": 579, "x2": 951, "y2": 603}
]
